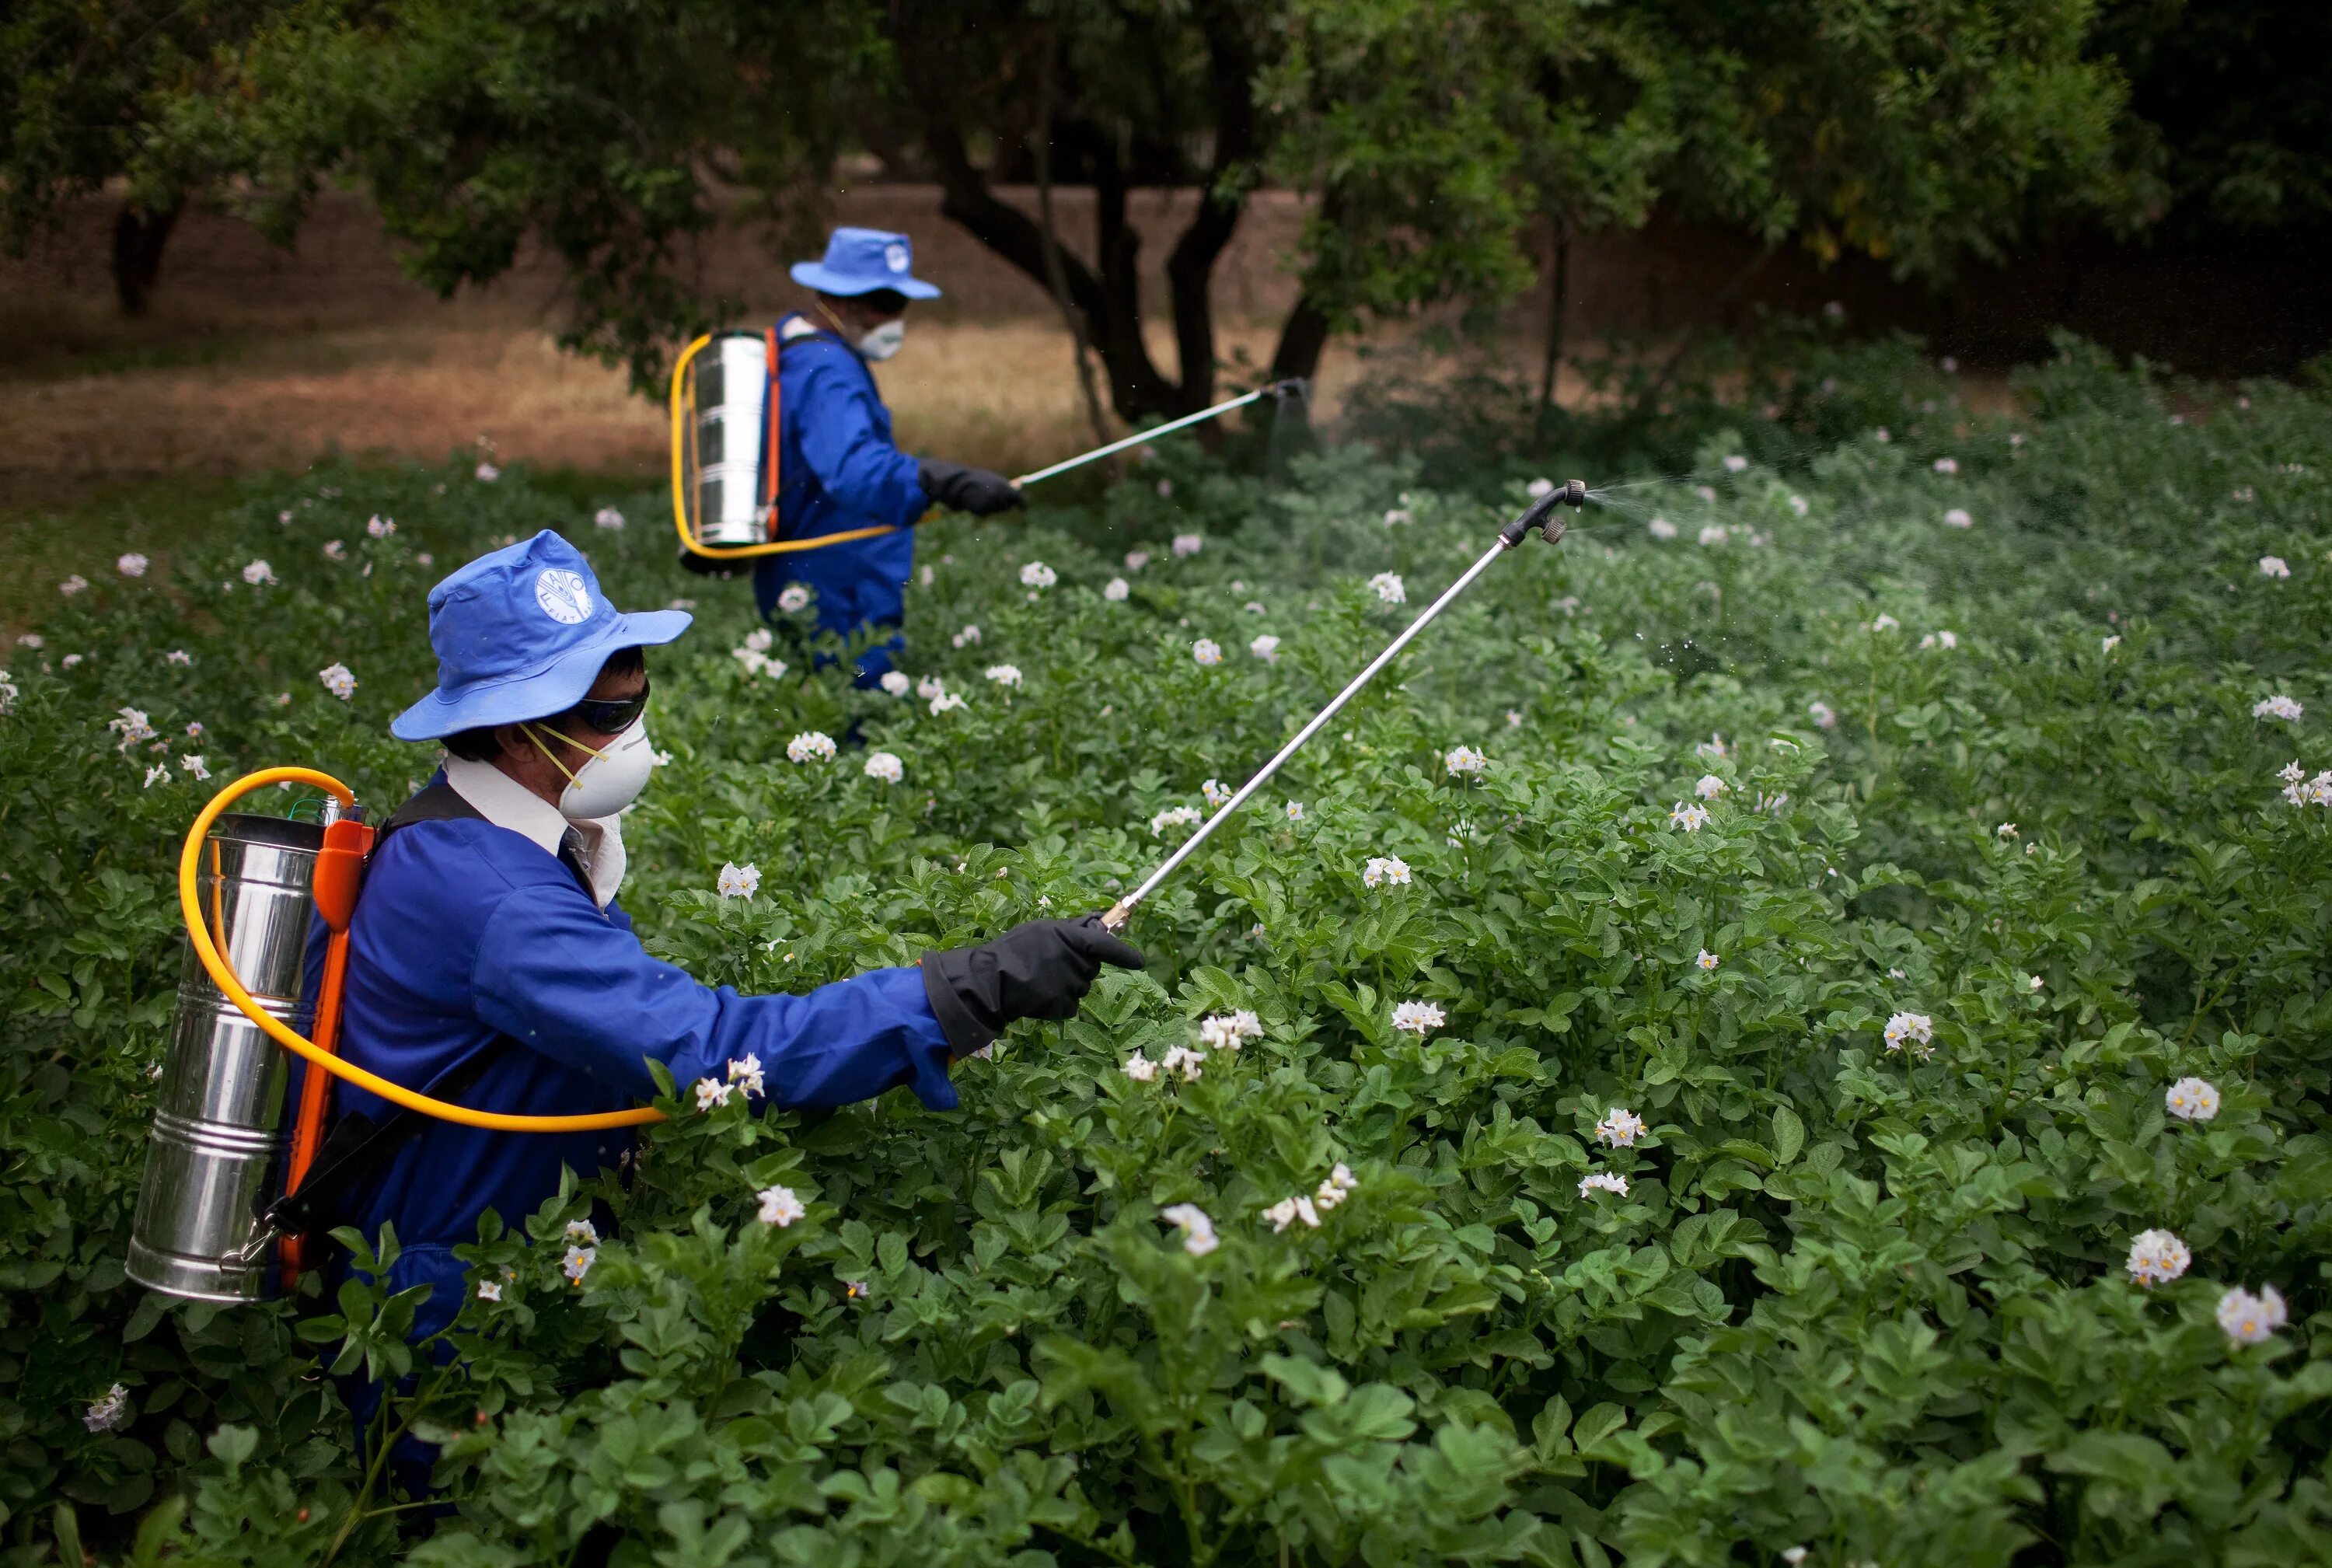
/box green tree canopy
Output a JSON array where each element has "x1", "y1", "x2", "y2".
[{"x1": 155, "y1": 0, "x2": 2158, "y2": 407}]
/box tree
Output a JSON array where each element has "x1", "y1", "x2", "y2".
[
  {"x1": 0, "y1": 0, "x2": 291, "y2": 315},
  {"x1": 182, "y1": 0, "x2": 2152, "y2": 412}
]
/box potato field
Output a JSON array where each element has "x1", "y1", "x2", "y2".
[{"x1": 3, "y1": 340, "x2": 2330, "y2": 1567}]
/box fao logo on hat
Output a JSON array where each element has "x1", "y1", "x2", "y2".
[
  {"x1": 884, "y1": 242, "x2": 909, "y2": 274},
  {"x1": 535, "y1": 567, "x2": 593, "y2": 625}
]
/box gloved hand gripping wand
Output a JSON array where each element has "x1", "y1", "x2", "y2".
[{"x1": 1101, "y1": 480, "x2": 1587, "y2": 931}]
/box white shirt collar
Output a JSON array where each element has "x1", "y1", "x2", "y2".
[{"x1": 442, "y1": 755, "x2": 627, "y2": 907}]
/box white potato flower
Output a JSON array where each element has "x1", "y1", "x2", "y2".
[
  {"x1": 2103, "y1": 635, "x2": 2121, "y2": 653},
  {"x1": 1192, "y1": 638, "x2": 1223, "y2": 665},
  {"x1": 476, "y1": 462, "x2": 501, "y2": 482},
  {"x1": 2165, "y1": 1077, "x2": 2220, "y2": 1122},
  {"x1": 1200, "y1": 778, "x2": 1232, "y2": 808},
  {"x1": 1695, "y1": 949, "x2": 1720, "y2": 971},
  {"x1": 2259, "y1": 556, "x2": 2291, "y2": 578},
  {"x1": 2125, "y1": 1229, "x2": 2191, "y2": 1287},
  {"x1": 84, "y1": 1384, "x2": 130, "y2": 1433},
  {"x1": 1362, "y1": 855, "x2": 1412, "y2": 889},
  {"x1": 1285, "y1": 800, "x2": 1304, "y2": 821},
  {"x1": 318, "y1": 662, "x2": 358, "y2": 700},
  {"x1": 111, "y1": 707, "x2": 155, "y2": 746},
  {"x1": 143, "y1": 764, "x2": 169, "y2": 788},
  {"x1": 863, "y1": 751, "x2": 904, "y2": 784},
  {"x1": 1527, "y1": 477, "x2": 1555, "y2": 498},
  {"x1": 1161, "y1": 1203, "x2": 1218, "y2": 1255},
  {"x1": 366, "y1": 515, "x2": 396, "y2": 538},
  {"x1": 1883, "y1": 1012, "x2": 1934, "y2": 1054},
  {"x1": 1695, "y1": 774, "x2": 1726, "y2": 798},
  {"x1": 1595, "y1": 1108, "x2": 1646, "y2": 1147},
  {"x1": 1159, "y1": 1046, "x2": 1205, "y2": 1082},
  {"x1": 1315, "y1": 1163, "x2": 1359, "y2": 1209},
  {"x1": 985, "y1": 664, "x2": 1023, "y2": 688},
  {"x1": 477, "y1": 1279, "x2": 503, "y2": 1301},
  {"x1": 694, "y1": 1078, "x2": 734, "y2": 1112},
  {"x1": 728, "y1": 1053, "x2": 766, "y2": 1097},
  {"x1": 1384, "y1": 508, "x2": 1412, "y2": 526},
  {"x1": 1150, "y1": 805, "x2": 1202, "y2": 836},
  {"x1": 1368, "y1": 571, "x2": 1406, "y2": 604},
  {"x1": 1934, "y1": 456, "x2": 1959, "y2": 474},
  {"x1": 1391, "y1": 999, "x2": 1444, "y2": 1035},
  {"x1": 930, "y1": 690, "x2": 968, "y2": 714},
  {"x1": 880, "y1": 670, "x2": 912, "y2": 697},
  {"x1": 179, "y1": 755, "x2": 210, "y2": 781},
  {"x1": 1198, "y1": 1011, "x2": 1262, "y2": 1051},
  {"x1": 1723, "y1": 455, "x2": 1749, "y2": 473},
  {"x1": 1104, "y1": 577, "x2": 1131, "y2": 601},
  {"x1": 1670, "y1": 801, "x2": 1710, "y2": 832},
  {"x1": 1647, "y1": 517, "x2": 1678, "y2": 540},
  {"x1": 1943, "y1": 508, "x2": 1974, "y2": 529},
  {"x1": 118, "y1": 553, "x2": 149, "y2": 578},
  {"x1": 1250, "y1": 633, "x2": 1280, "y2": 662},
  {"x1": 1121, "y1": 1052, "x2": 1159, "y2": 1084},
  {"x1": 1265, "y1": 1195, "x2": 1322, "y2": 1232},
  {"x1": 560, "y1": 1245, "x2": 594, "y2": 1283},
  {"x1": 952, "y1": 624, "x2": 982, "y2": 648},
  {"x1": 1126, "y1": 550, "x2": 1151, "y2": 571},
  {"x1": 2253, "y1": 695, "x2": 2302, "y2": 721},
  {"x1": 1446, "y1": 745, "x2": 1488, "y2": 776},
  {"x1": 715, "y1": 861, "x2": 760, "y2": 899},
  {"x1": 242, "y1": 560, "x2": 276, "y2": 585},
  {"x1": 594, "y1": 506, "x2": 625, "y2": 530},
  {"x1": 757, "y1": 1186, "x2": 805, "y2": 1227},
  {"x1": 323, "y1": 540, "x2": 346, "y2": 560},
  {"x1": 61, "y1": 573, "x2": 89, "y2": 595},
  {"x1": 1789, "y1": 495, "x2": 1810, "y2": 517},
  {"x1": 787, "y1": 731, "x2": 837, "y2": 763},
  {"x1": 2218, "y1": 1285, "x2": 2288, "y2": 1345},
  {"x1": 1809, "y1": 700, "x2": 1837, "y2": 729},
  {"x1": 1172, "y1": 533, "x2": 1204, "y2": 557},
  {"x1": 1020, "y1": 561, "x2": 1057, "y2": 588},
  {"x1": 564, "y1": 1218, "x2": 599, "y2": 1247},
  {"x1": 1579, "y1": 1172, "x2": 1630, "y2": 1198},
  {"x1": 1699, "y1": 524, "x2": 1730, "y2": 546}
]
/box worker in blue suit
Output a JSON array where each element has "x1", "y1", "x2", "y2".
[
  {"x1": 756, "y1": 227, "x2": 1022, "y2": 684},
  {"x1": 288, "y1": 529, "x2": 1138, "y2": 1491}
]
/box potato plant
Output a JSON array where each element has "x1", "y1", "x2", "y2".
[{"x1": 2, "y1": 342, "x2": 2328, "y2": 1566}]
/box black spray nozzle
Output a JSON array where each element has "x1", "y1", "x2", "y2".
[
  {"x1": 1265, "y1": 377, "x2": 1311, "y2": 403},
  {"x1": 1499, "y1": 478, "x2": 1589, "y2": 547}
]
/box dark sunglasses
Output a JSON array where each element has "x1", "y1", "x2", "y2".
[{"x1": 568, "y1": 676, "x2": 650, "y2": 735}]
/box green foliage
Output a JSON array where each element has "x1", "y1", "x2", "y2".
[{"x1": 2, "y1": 342, "x2": 2331, "y2": 1563}]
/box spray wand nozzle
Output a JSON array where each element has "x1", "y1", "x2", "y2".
[{"x1": 1499, "y1": 478, "x2": 1588, "y2": 549}]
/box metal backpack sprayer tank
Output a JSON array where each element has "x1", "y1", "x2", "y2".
[{"x1": 126, "y1": 767, "x2": 665, "y2": 1304}]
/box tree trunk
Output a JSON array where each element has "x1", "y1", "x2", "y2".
[
  {"x1": 112, "y1": 197, "x2": 183, "y2": 317},
  {"x1": 1535, "y1": 213, "x2": 1572, "y2": 438},
  {"x1": 1032, "y1": 42, "x2": 1113, "y2": 452}
]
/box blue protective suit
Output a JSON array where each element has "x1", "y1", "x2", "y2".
[
  {"x1": 751, "y1": 313, "x2": 930, "y2": 684},
  {"x1": 292, "y1": 777, "x2": 954, "y2": 1485}
]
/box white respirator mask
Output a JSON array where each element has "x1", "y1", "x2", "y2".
[
  {"x1": 524, "y1": 716, "x2": 657, "y2": 821},
  {"x1": 854, "y1": 320, "x2": 906, "y2": 362}
]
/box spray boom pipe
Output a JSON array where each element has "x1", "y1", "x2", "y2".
[
  {"x1": 1012, "y1": 380, "x2": 1307, "y2": 490},
  {"x1": 1102, "y1": 480, "x2": 1586, "y2": 930}
]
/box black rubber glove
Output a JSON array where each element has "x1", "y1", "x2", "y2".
[
  {"x1": 920, "y1": 915, "x2": 1145, "y2": 1058},
  {"x1": 918, "y1": 457, "x2": 1025, "y2": 517}
]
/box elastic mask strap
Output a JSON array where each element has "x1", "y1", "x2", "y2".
[
  {"x1": 814, "y1": 300, "x2": 857, "y2": 342},
  {"x1": 522, "y1": 723, "x2": 606, "y2": 787}
]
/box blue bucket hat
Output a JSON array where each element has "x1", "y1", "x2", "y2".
[
  {"x1": 789, "y1": 227, "x2": 941, "y2": 300},
  {"x1": 390, "y1": 530, "x2": 691, "y2": 741}
]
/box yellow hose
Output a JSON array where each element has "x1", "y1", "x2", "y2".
[
  {"x1": 668, "y1": 334, "x2": 901, "y2": 561},
  {"x1": 182, "y1": 768, "x2": 666, "y2": 1133}
]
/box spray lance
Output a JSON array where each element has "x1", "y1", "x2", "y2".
[
  {"x1": 670, "y1": 327, "x2": 1307, "y2": 564},
  {"x1": 1102, "y1": 479, "x2": 1589, "y2": 931}
]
